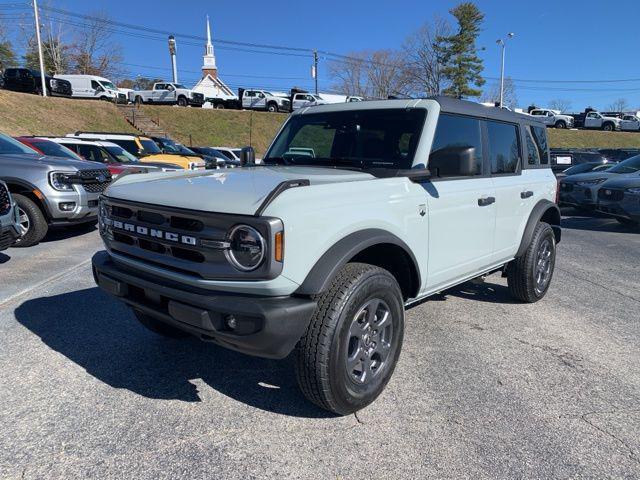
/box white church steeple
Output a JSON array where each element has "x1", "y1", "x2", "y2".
[{"x1": 202, "y1": 15, "x2": 217, "y2": 77}]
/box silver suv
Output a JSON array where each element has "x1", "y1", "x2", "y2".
[
  {"x1": 92, "y1": 97, "x2": 561, "y2": 414},
  {"x1": 0, "y1": 133, "x2": 112, "y2": 247}
]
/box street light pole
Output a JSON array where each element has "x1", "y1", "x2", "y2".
[
  {"x1": 32, "y1": 0, "x2": 47, "y2": 97},
  {"x1": 168, "y1": 35, "x2": 178, "y2": 83},
  {"x1": 496, "y1": 33, "x2": 514, "y2": 107},
  {"x1": 312, "y1": 49, "x2": 318, "y2": 95}
]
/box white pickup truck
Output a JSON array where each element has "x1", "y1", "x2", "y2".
[
  {"x1": 528, "y1": 108, "x2": 574, "y2": 129},
  {"x1": 241, "y1": 89, "x2": 291, "y2": 112},
  {"x1": 572, "y1": 110, "x2": 622, "y2": 131},
  {"x1": 129, "y1": 82, "x2": 204, "y2": 107},
  {"x1": 620, "y1": 114, "x2": 640, "y2": 132}
]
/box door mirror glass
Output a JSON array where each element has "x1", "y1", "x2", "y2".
[
  {"x1": 240, "y1": 146, "x2": 256, "y2": 166},
  {"x1": 429, "y1": 146, "x2": 477, "y2": 177}
]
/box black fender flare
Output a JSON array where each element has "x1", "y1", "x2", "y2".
[
  {"x1": 516, "y1": 200, "x2": 561, "y2": 258},
  {"x1": 295, "y1": 228, "x2": 421, "y2": 297},
  {"x1": 1, "y1": 176, "x2": 52, "y2": 219}
]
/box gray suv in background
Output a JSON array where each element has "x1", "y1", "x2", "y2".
[{"x1": 0, "y1": 133, "x2": 112, "y2": 247}]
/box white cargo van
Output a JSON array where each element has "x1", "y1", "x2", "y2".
[{"x1": 54, "y1": 74, "x2": 125, "y2": 103}]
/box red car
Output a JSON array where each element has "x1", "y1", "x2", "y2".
[{"x1": 15, "y1": 136, "x2": 83, "y2": 161}]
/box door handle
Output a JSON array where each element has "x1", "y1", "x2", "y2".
[
  {"x1": 521, "y1": 190, "x2": 534, "y2": 199},
  {"x1": 477, "y1": 196, "x2": 495, "y2": 207}
]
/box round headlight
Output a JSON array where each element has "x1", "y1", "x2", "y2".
[{"x1": 225, "y1": 225, "x2": 265, "y2": 271}]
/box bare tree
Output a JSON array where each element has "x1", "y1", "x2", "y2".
[
  {"x1": 607, "y1": 98, "x2": 629, "y2": 112},
  {"x1": 480, "y1": 77, "x2": 517, "y2": 109},
  {"x1": 401, "y1": 17, "x2": 450, "y2": 96},
  {"x1": 548, "y1": 99, "x2": 572, "y2": 113},
  {"x1": 328, "y1": 52, "x2": 369, "y2": 98},
  {"x1": 71, "y1": 11, "x2": 123, "y2": 78},
  {"x1": 367, "y1": 49, "x2": 409, "y2": 99}
]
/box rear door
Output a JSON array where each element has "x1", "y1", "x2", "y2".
[
  {"x1": 425, "y1": 113, "x2": 496, "y2": 291},
  {"x1": 487, "y1": 120, "x2": 530, "y2": 262}
]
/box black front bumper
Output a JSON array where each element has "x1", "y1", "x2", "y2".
[
  {"x1": 0, "y1": 224, "x2": 20, "y2": 250},
  {"x1": 92, "y1": 251, "x2": 317, "y2": 359}
]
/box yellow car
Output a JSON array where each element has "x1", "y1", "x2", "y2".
[{"x1": 67, "y1": 132, "x2": 206, "y2": 170}]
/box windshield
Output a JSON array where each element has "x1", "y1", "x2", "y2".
[
  {"x1": 0, "y1": 135, "x2": 40, "y2": 155},
  {"x1": 264, "y1": 108, "x2": 426, "y2": 170},
  {"x1": 159, "y1": 138, "x2": 196, "y2": 155},
  {"x1": 100, "y1": 81, "x2": 117, "y2": 90},
  {"x1": 31, "y1": 140, "x2": 82, "y2": 160},
  {"x1": 140, "y1": 139, "x2": 162, "y2": 155},
  {"x1": 608, "y1": 155, "x2": 640, "y2": 174},
  {"x1": 173, "y1": 84, "x2": 186, "y2": 89},
  {"x1": 104, "y1": 145, "x2": 139, "y2": 163}
]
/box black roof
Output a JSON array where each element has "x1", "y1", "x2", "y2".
[{"x1": 430, "y1": 96, "x2": 533, "y2": 123}]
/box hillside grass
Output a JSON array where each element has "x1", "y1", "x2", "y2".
[
  {"x1": 0, "y1": 90, "x2": 137, "y2": 136},
  {"x1": 3, "y1": 89, "x2": 640, "y2": 154},
  {"x1": 547, "y1": 128, "x2": 640, "y2": 149},
  {"x1": 143, "y1": 106, "x2": 287, "y2": 156}
]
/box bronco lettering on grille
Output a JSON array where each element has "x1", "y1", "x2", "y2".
[{"x1": 108, "y1": 219, "x2": 197, "y2": 246}]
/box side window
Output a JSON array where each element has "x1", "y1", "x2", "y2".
[
  {"x1": 91, "y1": 80, "x2": 100, "y2": 89},
  {"x1": 530, "y1": 125, "x2": 549, "y2": 164},
  {"x1": 525, "y1": 127, "x2": 540, "y2": 165},
  {"x1": 429, "y1": 114, "x2": 483, "y2": 175},
  {"x1": 486, "y1": 121, "x2": 520, "y2": 174}
]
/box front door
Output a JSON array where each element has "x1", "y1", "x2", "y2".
[{"x1": 424, "y1": 113, "x2": 496, "y2": 291}]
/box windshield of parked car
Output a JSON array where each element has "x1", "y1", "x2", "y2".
[
  {"x1": 608, "y1": 155, "x2": 640, "y2": 174},
  {"x1": 104, "y1": 145, "x2": 139, "y2": 163},
  {"x1": 0, "y1": 135, "x2": 40, "y2": 155},
  {"x1": 159, "y1": 138, "x2": 197, "y2": 155},
  {"x1": 30, "y1": 140, "x2": 82, "y2": 160},
  {"x1": 139, "y1": 139, "x2": 162, "y2": 155},
  {"x1": 264, "y1": 108, "x2": 426, "y2": 170},
  {"x1": 173, "y1": 84, "x2": 186, "y2": 89},
  {"x1": 100, "y1": 81, "x2": 117, "y2": 90}
]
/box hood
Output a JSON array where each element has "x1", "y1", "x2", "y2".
[
  {"x1": 561, "y1": 171, "x2": 617, "y2": 183},
  {"x1": 599, "y1": 174, "x2": 640, "y2": 189},
  {"x1": 106, "y1": 166, "x2": 374, "y2": 215},
  {"x1": 0, "y1": 153, "x2": 106, "y2": 171}
]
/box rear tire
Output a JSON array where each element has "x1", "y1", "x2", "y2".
[
  {"x1": 134, "y1": 96, "x2": 143, "y2": 105},
  {"x1": 133, "y1": 310, "x2": 190, "y2": 338},
  {"x1": 214, "y1": 103, "x2": 225, "y2": 109},
  {"x1": 12, "y1": 194, "x2": 48, "y2": 248},
  {"x1": 295, "y1": 263, "x2": 405, "y2": 415},
  {"x1": 507, "y1": 222, "x2": 556, "y2": 303}
]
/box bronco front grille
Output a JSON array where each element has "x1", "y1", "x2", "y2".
[
  {"x1": 101, "y1": 198, "x2": 281, "y2": 281},
  {"x1": 0, "y1": 183, "x2": 11, "y2": 216},
  {"x1": 598, "y1": 188, "x2": 624, "y2": 201}
]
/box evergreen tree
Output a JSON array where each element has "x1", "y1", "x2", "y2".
[{"x1": 436, "y1": 2, "x2": 485, "y2": 98}]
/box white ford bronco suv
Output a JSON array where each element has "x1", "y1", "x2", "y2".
[{"x1": 92, "y1": 97, "x2": 561, "y2": 415}]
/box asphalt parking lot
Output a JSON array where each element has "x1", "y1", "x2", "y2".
[{"x1": 1, "y1": 213, "x2": 639, "y2": 479}]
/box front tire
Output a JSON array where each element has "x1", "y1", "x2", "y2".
[
  {"x1": 267, "y1": 102, "x2": 278, "y2": 113},
  {"x1": 555, "y1": 120, "x2": 567, "y2": 129},
  {"x1": 12, "y1": 194, "x2": 48, "y2": 247},
  {"x1": 177, "y1": 96, "x2": 187, "y2": 107},
  {"x1": 133, "y1": 309, "x2": 190, "y2": 338},
  {"x1": 295, "y1": 263, "x2": 405, "y2": 415},
  {"x1": 507, "y1": 222, "x2": 556, "y2": 303},
  {"x1": 603, "y1": 122, "x2": 614, "y2": 131}
]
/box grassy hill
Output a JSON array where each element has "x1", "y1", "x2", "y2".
[
  {"x1": 0, "y1": 90, "x2": 137, "y2": 136},
  {"x1": 143, "y1": 105, "x2": 286, "y2": 156},
  {"x1": 3, "y1": 89, "x2": 640, "y2": 155}
]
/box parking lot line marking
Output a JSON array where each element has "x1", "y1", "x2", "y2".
[{"x1": 0, "y1": 259, "x2": 92, "y2": 309}]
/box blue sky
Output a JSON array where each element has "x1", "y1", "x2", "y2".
[{"x1": 3, "y1": 0, "x2": 640, "y2": 111}]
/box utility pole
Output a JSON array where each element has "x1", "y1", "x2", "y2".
[
  {"x1": 32, "y1": 0, "x2": 47, "y2": 97},
  {"x1": 312, "y1": 50, "x2": 318, "y2": 95},
  {"x1": 496, "y1": 33, "x2": 514, "y2": 108},
  {"x1": 168, "y1": 35, "x2": 178, "y2": 83}
]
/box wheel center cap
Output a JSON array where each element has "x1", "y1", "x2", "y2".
[{"x1": 362, "y1": 334, "x2": 371, "y2": 347}]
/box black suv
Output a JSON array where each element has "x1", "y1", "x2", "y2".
[{"x1": 2, "y1": 68, "x2": 72, "y2": 97}]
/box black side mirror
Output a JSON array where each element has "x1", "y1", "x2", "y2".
[
  {"x1": 428, "y1": 146, "x2": 477, "y2": 177},
  {"x1": 240, "y1": 146, "x2": 256, "y2": 166}
]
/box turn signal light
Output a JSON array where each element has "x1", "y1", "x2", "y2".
[{"x1": 274, "y1": 231, "x2": 284, "y2": 262}]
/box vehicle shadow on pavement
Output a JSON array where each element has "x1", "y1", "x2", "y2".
[
  {"x1": 41, "y1": 224, "x2": 97, "y2": 243},
  {"x1": 0, "y1": 252, "x2": 10, "y2": 264},
  {"x1": 14, "y1": 287, "x2": 333, "y2": 419},
  {"x1": 440, "y1": 280, "x2": 520, "y2": 305}
]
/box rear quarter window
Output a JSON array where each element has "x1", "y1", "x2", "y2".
[{"x1": 531, "y1": 125, "x2": 549, "y2": 165}]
